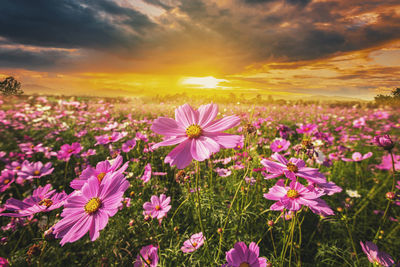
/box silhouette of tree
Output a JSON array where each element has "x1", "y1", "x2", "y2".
[{"x1": 0, "y1": 76, "x2": 23, "y2": 96}]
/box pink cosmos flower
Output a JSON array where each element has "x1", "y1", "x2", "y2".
[
  {"x1": 225, "y1": 242, "x2": 267, "y2": 267},
  {"x1": 17, "y1": 160, "x2": 54, "y2": 181},
  {"x1": 53, "y1": 173, "x2": 129, "y2": 246},
  {"x1": 134, "y1": 244, "x2": 159, "y2": 267},
  {"x1": 143, "y1": 194, "x2": 171, "y2": 220},
  {"x1": 70, "y1": 155, "x2": 128, "y2": 190},
  {"x1": 264, "y1": 180, "x2": 333, "y2": 215},
  {"x1": 376, "y1": 154, "x2": 400, "y2": 171},
  {"x1": 0, "y1": 170, "x2": 14, "y2": 193},
  {"x1": 270, "y1": 139, "x2": 291, "y2": 153},
  {"x1": 181, "y1": 232, "x2": 205, "y2": 253},
  {"x1": 151, "y1": 103, "x2": 241, "y2": 169},
  {"x1": 0, "y1": 184, "x2": 67, "y2": 217},
  {"x1": 296, "y1": 123, "x2": 318, "y2": 135},
  {"x1": 215, "y1": 167, "x2": 232, "y2": 177},
  {"x1": 57, "y1": 142, "x2": 82, "y2": 161},
  {"x1": 122, "y1": 139, "x2": 137, "y2": 153},
  {"x1": 0, "y1": 257, "x2": 9, "y2": 267},
  {"x1": 353, "y1": 117, "x2": 366, "y2": 128},
  {"x1": 360, "y1": 241, "x2": 394, "y2": 267},
  {"x1": 373, "y1": 135, "x2": 395, "y2": 151},
  {"x1": 95, "y1": 132, "x2": 127, "y2": 146},
  {"x1": 138, "y1": 163, "x2": 152, "y2": 183},
  {"x1": 260, "y1": 153, "x2": 326, "y2": 184},
  {"x1": 342, "y1": 152, "x2": 373, "y2": 162}
]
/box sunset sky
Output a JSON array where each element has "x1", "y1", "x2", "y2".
[{"x1": 0, "y1": 0, "x2": 399, "y2": 99}]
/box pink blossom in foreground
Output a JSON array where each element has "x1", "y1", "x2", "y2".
[
  {"x1": 360, "y1": 241, "x2": 394, "y2": 267},
  {"x1": 264, "y1": 180, "x2": 333, "y2": 215},
  {"x1": 0, "y1": 257, "x2": 9, "y2": 267},
  {"x1": 181, "y1": 232, "x2": 205, "y2": 253},
  {"x1": 134, "y1": 245, "x2": 158, "y2": 267},
  {"x1": 53, "y1": 173, "x2": 129, "y2": 246},
  {"x1": 0, "y1": 184, "x2": 67, "y2": 217},
  {"x1": 138, "y1": 163, "x2": 152, "y2": 183},
  {"x1": 17, "y1": 161, "x2": 54, "y2": 181},
  {"x1": 261, "y1": 152, "x2": 326, "y2": 184},
  {"x1": 143, "y1": 194, "x2": 171, "y2": 221},
  {"x1": 151, "y1": 103, "x2": 241, "y2": 169},
  {"x1": 342, "y1": 152, "x2": 373, "y2": 162},
  {"x1": 57, "y1": 142, "x2": 82, "y2": 161},
  {"x1": 373, "y1": 135, "x2": 395, "y2": 151},
  {"x1": 376, "y1": 154, "x2": 400, "y2": 171},
  {"x1": 270, "y1": 138, "x2": 291, "y2": 153},
  {"x1": 225, "y1": 242, "x2": 267, "y2": 267},
  {"x1": 70, "y1": 155, "x2": 128, "y2": 190}
]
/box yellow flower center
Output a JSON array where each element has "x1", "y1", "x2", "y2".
[
  {"x1": 155, "y1": 205, "x2": 161, "y2": 211},
  {"x1": 84, "y1": 197, "x2": 101, "y2": 214},
  {"x1": 33, "y1": 170, "x2": 40, "y2": 176},
  {"x1": 286, "y1": 162, "x2": 298, "y2": 172},
  {"x1": 3, "y1": 179, "x2": 10, "y2": 184},
  {"x1": 145, "y1": 259, "x2": 152, "y2": 265},
  {"x1": 68, "y1": 149, "x2": 74, "y2": 153},
  {"x1": 239, "y1": 263, "x2": 250, "y2": 267},
  {"x1": 39, "y1": 198, "x2": 53, "y2": 208},
  {"x1": 277, "y1": 145, "x2": 282, "y2": 149},
  {"x1": 16, "y1": 166, "x2": 21, "y2": 170},
  {"x1": 108, "y1": 136, "x2": 113, "y2": 141},
  {"x1": 287, "y1": 189, "x2": 300, "y2": 199},
  {"x1": 192, "y1": 242, "x2": 198, "y2": 247},
  {"x1": 97, "y1": 172, "x2": 106, "y2": 182},
  {"x1": 186, "y1": 124, "x2": 202, "y2": 139}
]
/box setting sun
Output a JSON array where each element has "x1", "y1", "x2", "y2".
[{"x1": 180, "y1": 76, "x2": 227, "y2": 89}]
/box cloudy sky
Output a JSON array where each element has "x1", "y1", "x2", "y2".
[{"x1": 0, "y1": 0, "x2": 399, "y2": 99}]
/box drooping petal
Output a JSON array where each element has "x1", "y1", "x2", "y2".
[
  {"x1": 191, "y1": 136, "x2": 220, "y2": 161},
  {"x1": 164, "y1": 140, "x2": 193, "y2": 169}
]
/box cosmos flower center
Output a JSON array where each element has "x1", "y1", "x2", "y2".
[
  {"x1": 287, "y1": 189, "x2": 300, "y2": 199},
  {"x1": 97, "y1": 172, "x2": 106, "y2": 182},
  {"x1": 39, "y1": 198, "x2": 53, "y2": 208},
  {"x1": 286, "y1": 162, "x2": 298, "y2": 172},
  {"x1": 186, "y1": 124, "x2": 202, "y2": 139},
  {"x1": 108, "y1": 136, "x2": 113, "y2": 141},
  {"x1": 277, "y1": 145, "x2": 282, "y2": 149},
  {"x1": 155, "y1": 205, "x2": 161, "y2": 211},
  {"x1": 16, "y1": 166, "x2": 21, "y2": 170},
  {"x1": 3, "y1": 179, "x2": 10, "y2": 184},
  {"x1": 33, "y1": 170, "x2": 41, "y2": 175},
  {"x1": 301, "y1": 138, "x2": 313, "y2": 149},
  {"x1": 84, "y1": 197, "x2": 101, "y2": 214},
  {"x1": 145, "y1": 259, "x2": 152, "y2": 265},
  {"x1": 68, "y1": 149, "x2": 74, "y2": 153},
  {"x1": 192, "y1": 242, "x2": 198, "y2": 247},
  {"x1": 239, "y1": 262, "x2": 250, "y2": 267}
]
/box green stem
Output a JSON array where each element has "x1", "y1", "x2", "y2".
[{"x1": 195, "y1": 162, "x2": 210, "y2": 259}]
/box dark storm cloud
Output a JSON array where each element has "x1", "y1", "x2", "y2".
[
  {"x1": 0, "y1": 0, "x2": 154, "y2": 49},
  {"x1": 0, "y1": 48, "x2": 68, "y2": 69}
]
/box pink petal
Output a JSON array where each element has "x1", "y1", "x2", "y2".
[
  {"x1": 175, "y1": 104, "x2": 199, "y2": 128},
  {"x1": 190, "y1": 137, "x2": 220, "y2": 161},
  {"x1": 164, "y1": 139, "x2": 193, "y2": 169},
  {"x1": 203, "y1": 115, "x2": 240, "y2": 132},
  {"x1": 151, "y1": 117, "x2": 185, "y2": 136}
]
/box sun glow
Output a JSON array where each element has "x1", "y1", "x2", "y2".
[{"x1": 180, "y1": 76, "x2": 227, "y2": 89}]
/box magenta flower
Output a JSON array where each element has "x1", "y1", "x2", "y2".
[
  {"x1": 17, "y1": 160, "x2": 54, "y2": 181},
  {"x1": 376, "y1": 154, "x2": 400, "y2": 171},
  {"x1": 143, "y1": 194, "x2": 171, "y2": 220},
  {"x1": 264, "y1": 180, "x2": 332, "y2": 214},
  {"x1": 0, "y1": 184, "x2": 67, "y2": 217},
  {"x1": 134, "y1": 244, "x2": 159, "y2": 267},
  {"x1": 95, "y1": 132, "x2": 127, "y2": 146},
  {"x1": 360, "y1": 241, "x2": 394, "y2": 267},
  {"x1": 0, "y1": 170, "x2": 14, "y2": 193},
  {"x1": 296, "y1": 123, "x2": 317, "y2": 135},
  {"x1": 0, "y1": 257, "x2": 9, "y2": 267},
  {"x1": 342, "y1": 152, "x2": 373, "y2": 162},
  {"x1": 373, "y1": 135, "x2": 395, "y2": 151},
  {"x1": 151, "y1": 103, "x2": 241, "y2": 169},
  {"x1": 181, "y1": 232, "x2": 205, "y2": 253},
  {"x1": 70, "y1": 155, "x2": 128, "y2": 190},
  {"x1": 225, "y1": 242, "x2": 267, "y2": 267},
  {"x1": 122, "y1": 139, "x2": 137, "y2": 153},
  {"x1": 57, "y1": 142, "x2": 82, "y2": 161},
  {"x1": 138, "y1": 163, "x2": 152, "y2": 183},
  {"x1": 260, "y1": 153, "x2": 326, "y2": 184},
  {"x1": 270, "y1": 139, "x2": 291, "y2": 153},
  {"x1": 53, "y1": 173, "x2": 129, "y2": 246}
]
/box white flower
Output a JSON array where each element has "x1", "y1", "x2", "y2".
[{"x1": 346, "y1": 189, "x2": 361, "y2": 198}]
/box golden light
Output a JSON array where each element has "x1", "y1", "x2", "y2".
[{"x1": 180, "y1": 76, "x2": 227, "y2": 89}]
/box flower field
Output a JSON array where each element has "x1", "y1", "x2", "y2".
[{"x1": 0, "y1": 95, "x2": 399, "y2": 266}]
